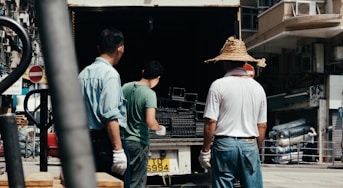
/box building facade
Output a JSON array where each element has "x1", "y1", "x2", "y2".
[{"x1": 242, "y1": 0, "x2": 343, "y2": 162}]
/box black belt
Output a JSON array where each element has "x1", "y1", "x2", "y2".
[{"x1": 215, "y1": 135, "x2": 255, "y2": 139}]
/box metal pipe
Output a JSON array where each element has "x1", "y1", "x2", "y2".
[
  {"x1": 0, "y1": 113, "x2": 25, "y2": 188},
  {"x1": 34, "y1": 1, "x2": 97, "y2": 188},
  {"x1": 0, "y1": 14, "x2": 33, "y2": 188},
  {"x1": 0, "y1": 16, "x2": 32, "y2": 94},
  {"x1": 23, "y1": 89, "x2": 51, "y2": 170},
  {"x1": 39, "y1": 90, "x2": 48, "y2": 172}
]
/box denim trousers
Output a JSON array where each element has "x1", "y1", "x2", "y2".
[
  {"x1": 126, "y1": 140, "x2": 149, "y2": 188},
  {"x1": 211, "y1": 137, "x2": 263, "y2": 188}
]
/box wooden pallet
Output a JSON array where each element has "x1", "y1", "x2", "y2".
[
  {"x1": 61, "y1": 172, "x2": 123, "y2": 188},
  {"x1": 0, "y1": 172, "x2": 58, "y2": 187},
  {"x1": 0, "y1": 172, "x2": 123, "y2": 188}
]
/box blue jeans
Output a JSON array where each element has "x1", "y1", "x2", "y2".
[{"x1": 211, "y1": 137, "x2": 263, "y2": 188}]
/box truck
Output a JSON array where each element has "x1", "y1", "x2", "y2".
[{"x1": 66, "y1": 0, "x2": 241, "y2": 183}]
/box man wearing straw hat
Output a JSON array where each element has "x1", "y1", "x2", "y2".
[{"x1": 198, "y1": 36, "x2": 267, "y2": 188}]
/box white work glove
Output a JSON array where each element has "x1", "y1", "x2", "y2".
[
  {"x1": 198, "y1": 150, "x2": 211, "y2": 170},
  {"x1": 156, "y1": 125, "x2": 166, "y2": 136},
  {"x1": 111, "y1": 149, "x2": 127, "y2": 175}
]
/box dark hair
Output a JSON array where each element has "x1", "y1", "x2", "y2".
[
  {"x1": 142, "y1": 60, "x2": 164, "y2": 79},
  {"x1": 222, "y1": 60, "x2": 245, "y2": 68},
  {"x1": 97, "y1": 28, "x2": 124, "y2": 54}
]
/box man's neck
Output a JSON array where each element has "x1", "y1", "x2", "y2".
[
  {"x1": 136, "y1": 79, "x2": 154, "y2": 88},
  {"x1": 224, "y1": 67, "x2": 249, "y2": 77},
  {"x1": 99, "y1": 53, "x2": 118, "y2": 66}
]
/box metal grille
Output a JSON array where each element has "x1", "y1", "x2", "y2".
[{"x1": 151, "y1": 107, "x2": 197, "y2": 138}]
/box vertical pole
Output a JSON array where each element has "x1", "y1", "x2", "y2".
[
  {"x1": 32, "y1": 83, "x2": 37, "y2": 158},
  {"x1": 40, "y1": 91, "x2": 48, "y2": 171},
  {"x1": 318, "y1": 99, "x2": 326, "y2": 163},
  {"x1": 261, "y1": 140, "x2": 265, "y2": 163},
  {"x1": 0, "y1": 113, "x2": 26, "y2": 188},
  {"x1": 0, "y1": 14, "x2": 32, "y2": 188},
  {"x1": 35, "y1": 1, "x2": 98, "y2": 188},
  {"x1": 236, "y1": 7, "x2": 241, "y2": 40}
]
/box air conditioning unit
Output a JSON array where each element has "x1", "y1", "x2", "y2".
[
  {"x1": 295, "y1": 1, "x2": 317, "y2": 15},
  {"x1": 297, "y1": 2, "x2": 310, "y2": 15},
  {"x1": 334, "y1": 46, "x2": 343, "y2": 60}
]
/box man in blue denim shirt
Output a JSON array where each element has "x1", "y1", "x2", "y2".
[
  {"x1": 78, "y1": 28, "x2": 130, "y2": 187},
  {"x1": 199, "y1": 37, "x2": 267, "y2": 188}
]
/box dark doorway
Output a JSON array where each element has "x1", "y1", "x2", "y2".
[{"x1": 70, "y1": 7, "x2": 237, "y2": 101}]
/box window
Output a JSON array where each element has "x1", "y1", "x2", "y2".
[
  {"x1": 241, "y1": 7, "x2": 258, "y2": 31},
  {"x1": 258, "y1": 0, "x2": 280, "y2": 8}
]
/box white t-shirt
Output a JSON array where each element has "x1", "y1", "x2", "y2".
[{"x1": 203, "y1": 69, "x2": 267, "y2": 137}]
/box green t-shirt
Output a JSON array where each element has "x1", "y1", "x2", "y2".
[{"x1": 122, "y1": 82, "x2": 157, "y2": 145}]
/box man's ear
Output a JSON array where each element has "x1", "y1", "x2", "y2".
[{"x1": 117, "y1": 45, "x2": 124, "y2": 53}]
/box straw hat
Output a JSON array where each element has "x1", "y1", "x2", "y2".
[{"x1": 204, "y1": 36, "x2": 267, "y2": 67}]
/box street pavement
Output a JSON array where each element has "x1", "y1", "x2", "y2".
[
  {"x1": 261, "y1": 163, "x2": 343, "y2": 188},
  {"x1": 1, "y1": 157, "x2": 343, "y2": 187}
]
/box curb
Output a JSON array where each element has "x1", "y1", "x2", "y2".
[{"x1": 261, "y1": 163, "x2": 340, "y2": 169}]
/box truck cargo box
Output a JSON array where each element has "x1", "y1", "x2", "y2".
[
  {"x1": 68, "y1": 6, "x2": 238, "y2": 101},
  {"x1": 67, "y1": 3, "x2": 239, "y2": 178}
]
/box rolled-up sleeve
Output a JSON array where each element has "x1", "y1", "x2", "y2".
[{"x1": 99, "y1": 72, "x2": 127, "y2": 128}]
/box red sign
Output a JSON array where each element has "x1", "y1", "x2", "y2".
[{"x1": 29, "y1": 65, "x2": 43, "y2": 83}]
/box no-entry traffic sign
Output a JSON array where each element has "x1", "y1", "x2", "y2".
[{"x1": 28, "y1": 65, "x2": 43, "y2": 83}]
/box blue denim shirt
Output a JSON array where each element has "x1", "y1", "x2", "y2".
[{"x1": 78, "y1": 57, "x2": 127, "y2": 130}]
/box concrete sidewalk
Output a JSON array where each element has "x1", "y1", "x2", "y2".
[
  {"x1": 262, "y1": 166, "x2": 343, "y2": 188},
  {"x1": 2, "y1": 157, "x2": 343, "y2": 187},
  {"x1": 0, "y1": 156, "x2": 62, "y2": 177}
]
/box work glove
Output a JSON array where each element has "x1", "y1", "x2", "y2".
[
  {"x1": 156, "y1": 125, "x2": 166, "y2": 136},
  {"x1": 198, "y1": 150, "x2": 211, "y2": 170},
  {"x1": 111, "y1": 149, "x2": 127, "y2": 175}
]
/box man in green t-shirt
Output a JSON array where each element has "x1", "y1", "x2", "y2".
[{"x1": 122, "y1": 60, "x2": 165, "y2": 188}]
